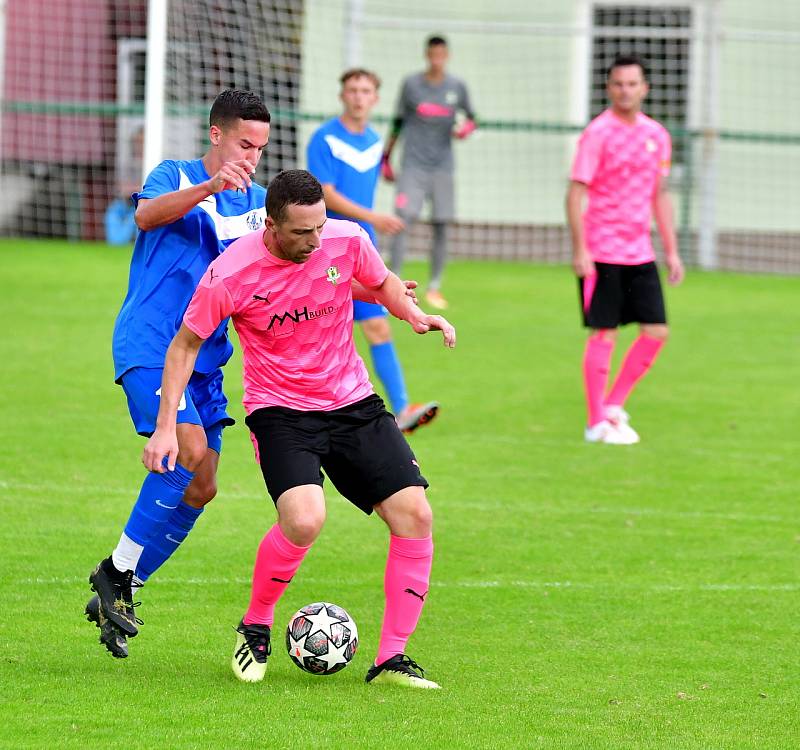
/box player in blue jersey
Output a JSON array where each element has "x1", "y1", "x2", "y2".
[
  {"x1": 86, "y1": 90, "x2": 271, "y2": 658},
  {"x1": 307, "y1": 68, "x2": 439, "y2": 433}
]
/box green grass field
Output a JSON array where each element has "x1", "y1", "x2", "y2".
[{"x1": 0, "y1": 239, "x2": 798, "y2": 749}]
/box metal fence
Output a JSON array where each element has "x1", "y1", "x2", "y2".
[{"x1": 1, "y1": 0, "x2": 799, "y2": 274}]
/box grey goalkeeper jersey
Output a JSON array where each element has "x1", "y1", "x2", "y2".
[{"x1": 393, "y1": 72, "x2": 475, "y2": 171}]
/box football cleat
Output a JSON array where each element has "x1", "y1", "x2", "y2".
[
  {"x1": 232, "y1": 620, "x2": 271, "y2": 683},
  {"x1": 88, "y1": 558, "x2": 140, "y2": 637},
  {"x1": 365, "y1": 654, "x2": 441, "y2": 689},
  {"x1": 605, "y1": 405, "x2": 640, "y2": 443},
  {"x1": 424, "y1": 290, "x2": 449, "y2": 310},
  {"x1": 85, "y1": 595, "x2": 129, "y2": 659},
  {"x1": 604, "y1": 404, "x2": 630, "y2": 424},
  {"x1": 396, "y1": 401, "x2": 440, "y2": 434},
  {"x1": 584, "y1": 420, "x2": 638, "y2": 445}
]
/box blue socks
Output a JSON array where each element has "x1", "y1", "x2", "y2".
[
  {"x1": 123, "y1": 464, "x2": 195, "y2": 547},
  {"x1": 370, "y1": 341, "x2": 408, "y2": 414},
  {"x1": 135, "y1": 501, "x2": 205, "y2": 582}
]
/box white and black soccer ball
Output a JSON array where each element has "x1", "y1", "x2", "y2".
[{"x1": 285, "y1": 602, "x2": 358, "y2": 675}]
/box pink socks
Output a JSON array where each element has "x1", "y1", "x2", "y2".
[
  {"x1": 244, "y1": 524, "x2": 310, "y2": 627},
  {"x1": 583, "y1": 334, "x2": 614, "y2": 427},
  {"x1": 243, "y1": 526, "x2": 434, "y2": 662},
  {"x1": 375, "y1": 535, "x2": 434, "y2": 666},
  {"x1": 606, "y1": 335, "x2": 664, "y2": 408}
]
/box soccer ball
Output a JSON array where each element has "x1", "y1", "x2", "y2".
[{"x1": 285, "y1": 602, "x2": 359, "y2": 675}]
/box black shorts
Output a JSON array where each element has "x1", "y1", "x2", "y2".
[
  {"x1": 578, "y1": 261, "x2": 667, "y2": 328},
  {"x1": 245, "y1": 394, "x2": 429, "y2": 514}
]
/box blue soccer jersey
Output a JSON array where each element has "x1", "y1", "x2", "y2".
[
  {"x1": 306, "y1": 117, "x2": 383, "y2": 243},
  {"x1": 112, "y1": 158, "x2": 266, "y2": 381}
]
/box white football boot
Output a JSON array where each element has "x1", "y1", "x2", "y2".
[
  {"x1": 605, "y1": 405, "x2": 640, "y2": 444},
  {"x1": 584, "y1": 420, "x2": 638, "y2": 445}
]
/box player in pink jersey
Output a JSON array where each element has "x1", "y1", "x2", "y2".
[
  {"x1": 142, "y1": 170, "x2": 455, "y2": 689},
  {"x1": 566, "y1": 55, "x2": 685, "y2": 444}
]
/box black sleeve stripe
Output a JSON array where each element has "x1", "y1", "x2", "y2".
[{"x1": 390, "y1": 116, "x2": 404, "y2": 138}]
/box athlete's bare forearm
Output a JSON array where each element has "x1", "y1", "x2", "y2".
[
  {"x1": 566, "y1": 181, "x2": 588, "y2": 256},
  {"x1": 154, "y1": 325, "x2": 204, "y2": 430},
  {"x1": 142, "y1": 325, "x2": 205, "y2": 473},
  {"x1": 136, "y1": 159, "x2": 255, "y2": 231},
  {"x1": 351, "y1": 280, "x2": 376, "y2": 303},
  {"x1": 653, "y1": 188, "x2": 678, "y2": 258},
  {"x1": 383, "y1": 131, "x2": 400, "y2": 160},
  {"x1": 321, "y1": 185, "x2": 373, "y2": 225},
  {"x1": 369, "y1": 272, "x2": 419, "y2": 323},
  {"x1": 370, "y1": 272, "x2": 456, "y2": 348},
  {"x1": 135, "y1": 185, "x2": 214, "y2": 231},
  {"x1": 566, "y1": 181, "x2": 595, "y2": 277}
]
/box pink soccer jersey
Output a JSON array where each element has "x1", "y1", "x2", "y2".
[
  {"x1": 571, "y1": 109, "x2": 671, "y2": 265},
  {"x1": 183, "y1": 219, "x2": 389, "y2": 413}
]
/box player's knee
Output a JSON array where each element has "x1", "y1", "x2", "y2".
[
  {"x1": 280, "y1": 509, "x2": 325, "y2": 547},
  {"x1": 183, "y1": 479, "x2": 217, "y2": 507},
  {"x1": 361, "y1": 317, "x2": 391, "y2": 345},
  {"x1": 643, "y1": 325, "x2": 669, "y2": 342},
  {"x1": 177, "y1": 443, "x2": 207, "y2": 472},
  {"x1": 404, "y1": 495, "x2": 433, "y2": 537},
  {"x1": 176, "y1": 427, "x2": 208, "y2": 471},
  {"x1": 283, "y1": 518, "x2": 324, "y2": 547},
  {"x1": 591, "y1": 328, "x2": 617, "y2": 343}
]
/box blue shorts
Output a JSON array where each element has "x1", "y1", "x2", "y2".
[
  {"x1": 353, "y1": 301, "x2": 387, "y2": 322},
  {"x1": 120, "y1": 367, "x2": 234, "y2": 454}
]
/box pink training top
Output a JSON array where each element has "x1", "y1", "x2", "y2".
[
  {"x1": 183, "y1": 219, "x2": 389, "y2": 413},
  {"x1": 571, "y1": 109, "x2": 671, "y2": 265}
]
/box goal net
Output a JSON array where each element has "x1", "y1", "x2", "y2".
[{"x1": 2, "y1": 0, "x2": 799, "y2": 273}]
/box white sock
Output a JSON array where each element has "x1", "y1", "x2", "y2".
[{"x1": 111, "y1": 532, "x2": 144, "y2": 573}]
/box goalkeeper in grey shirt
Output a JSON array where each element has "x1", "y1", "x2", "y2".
[{"x1": 381, "y1": 35, "x2": 476, "y2": 310}]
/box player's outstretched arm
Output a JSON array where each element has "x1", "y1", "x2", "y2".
[
  {"x1": 135, "y1": 159, "x2": 256, "y2": 231},
  {"x1": 369, "y1": 272, "x2": 456, "y2": 348},
  {"x1": 352, "y1": 278, "x2": 418, "y2": 305},
  {"x1": 142, "y1": 324, "x2": 205, "y2": 473}
]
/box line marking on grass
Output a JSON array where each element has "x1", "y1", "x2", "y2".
[
  {"x1": 14, "y1": 575, "x2": 800, "y2": 593},
  {"x1": 0, "y1": 479, "x2": 790, "y2": 525}
]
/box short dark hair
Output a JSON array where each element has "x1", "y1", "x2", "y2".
[
  {"x1": 266, "y1": 170, "x2": 324, "y2": 223},
  {"x1": 427, "y1": 35, "x2": 447, "y2": 48},
  {"x1": 340, "y1": 68, "x2": 381, "y2": 90},
  {"x1": 209, "y1": 89, "x2": 271, "y2": 129},
  {"x1": 607, "y1": 54, "x2": 648, "y2": 80}
]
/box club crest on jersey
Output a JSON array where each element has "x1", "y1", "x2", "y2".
[
  {"x1": 445, "y1": 90, "x2": 458, "y2": 104},
  {"x1": 246, "y1": 211, "x2": 263, "y2": 231},
  {"x1": 645, "y1": 138, "x2": 658, "y2": 153},
  {"x1": 326, "y1": 266, "x2": 341, "y2": 285}
]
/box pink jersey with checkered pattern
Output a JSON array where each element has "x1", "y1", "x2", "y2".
[
  {"x1": 183, "y1": 219, "x2": 389, "y2": 413},
  {"x1": 571, "y1": 109, "x2": 671, "y2": 265}
]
